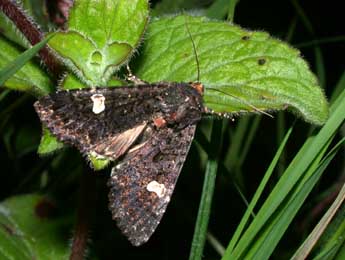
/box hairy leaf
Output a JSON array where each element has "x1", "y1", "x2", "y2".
[
  {"x1": 48, "y1": 0, "x2": 149, "y2": 86},
  {"x1": 135, "y1": 15, "x2": 328, "y2": 125}
]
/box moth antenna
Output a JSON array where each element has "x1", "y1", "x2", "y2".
[
  {"x1": 184, "y1": 15, "x2": 200, "y2": 83},
  {"x1": 207, "y1": 87, "x2": 274, "y2": 118}
]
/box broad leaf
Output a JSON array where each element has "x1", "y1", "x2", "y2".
[
  {"x1": 135, "y1": 15, "x2": 328, "y2": 125},
  {"x1": 48, "y1": 0, "x2": 149, "y2": 86},
  {"x1": 0, "y1": 194, "x2": 71, "y2": 259}
]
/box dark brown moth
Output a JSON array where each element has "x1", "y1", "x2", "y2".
[{"x1": 34, "y1": 81, "x2": 204, "y2": 246}]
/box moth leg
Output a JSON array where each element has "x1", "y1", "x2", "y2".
[{"x1": 126, "y1": 65, "x2": 148, "y2": 85}]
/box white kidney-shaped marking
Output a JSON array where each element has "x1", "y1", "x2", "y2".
[
  {"x1": 90, "y1": 94, "x2": 105, "y2": 114},
  {"x1": 146, "y1": 180, "x2": 167, "y2": 198}
]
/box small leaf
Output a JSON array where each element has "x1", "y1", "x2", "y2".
[
  {"x1": 38, "y1": 127, "x2": 64, "y2": 155},
  {"x1": 89, "y1": 154, "x2": 110, "y2": 171},
  {"x1": 0, "y1": 194, "x2": 71, "y2": 259},
  {"x1": 49, "y1": 0, "x2": 149, "y2": 86},
  {"x1": 0, "y1": 35, "x2": 54, "y2": 96},
  {"x1": 59, "y1": 73, "x2": 87, "y2": 90},
  {"x1": 135, "y1": 15, "x2": 329, "y2": 125}
]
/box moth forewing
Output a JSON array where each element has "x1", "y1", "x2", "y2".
[{"x1": 34, "y1": 82, "x2": 204, "y2": 245}]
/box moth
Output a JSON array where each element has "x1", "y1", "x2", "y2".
[{"x1": 34, "y1": 81, "x2": 205, "y2": 246}]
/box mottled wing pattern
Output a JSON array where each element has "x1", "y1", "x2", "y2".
[
  {"x1": 108, "y1": 124, "x2": 196, "y2": 246},
  {"x1": 34, "y1": 86, "x2": 161, "y2": 160},
  {"x1": 34, "y1": 83, "x2": 204, "y2": 245}
]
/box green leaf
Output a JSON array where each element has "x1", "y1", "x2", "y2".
[
  {"x1": 0, "y1": 194, "x2": 71, "y2": 259},
  {"x1": 59, "y1": 73, "x2": 124, "y2": 90},
  {"x1": 135, "y1": 15, "x2": 329, "y2": 125},
  {"x1": 38, "y1": 127, "x2": 64, "y2": 155},
  {"x1": 49, "y1": 0, "x2": 149, "y2": 87},
  {"x1": 60, "y1": 73, "x2": 87, "y2": 89},
  {"x1": 206, "y1": 0, "x2": 232, "y2": 19},
  {"x1": 0, "y1": 35, "x2": 53, "y2": 96},
  {"x1": 0, "y1": 12, "x2": 30, "y2": 48},
  {"x1": 88, "y1": 154, "x2": 110, "y2": 171},
  {"x1": 152, "y1": 0, "x2": 203, "y2": 16}
]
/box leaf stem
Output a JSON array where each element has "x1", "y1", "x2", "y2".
[{"x1": 70, "y1": 168, "x2": 97, "y2": 260}]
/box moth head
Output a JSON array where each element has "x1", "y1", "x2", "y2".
[{"x1": 158, "y1": 83, "x2": 203, "y2": 128}]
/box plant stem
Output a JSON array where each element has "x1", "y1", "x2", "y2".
[
  {"x1": 70, "y1": 167, "x2": 97, "y2": 260},
  {"x1": 0, "y1": 0, "x2": 63, "y2": 76}
]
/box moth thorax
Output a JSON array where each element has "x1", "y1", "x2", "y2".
[{"x1": 190, "y1": 82, "x2": 204, "y2": 95}]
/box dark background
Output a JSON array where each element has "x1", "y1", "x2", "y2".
[{"x1": 0, "y1": 0, "x2": 344, "y2": 259}]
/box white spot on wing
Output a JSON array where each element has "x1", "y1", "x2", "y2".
[
  {"x1": 146, "y1": 181, "x2": 167, "y2": 198},
  {"x1": 90, "y1": 94, "x2": 105, "y2": 114}
]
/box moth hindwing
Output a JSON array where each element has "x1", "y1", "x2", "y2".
[{"x1": 34, "y1": 82, "x2": 204, "y2": 245}]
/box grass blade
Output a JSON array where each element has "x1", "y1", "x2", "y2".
[
  {"x1": 189, "y1": 119, "x2": 222, "y2": 260},
  {"x1": 247, "y1": 141, "x2": 337, "y2": 259},
  {"x1": 226, "y1": 124, "x2": 294, "y2": 252},
  {"x1": 223, "y1": 83, "x2": 345, "y2": 259},
  {"x1": 0, "y1": 34, "x2": 54, "y2": 86},
  {"x1": 291, "y1": 139, "x2": 345, "y2": 259}
]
